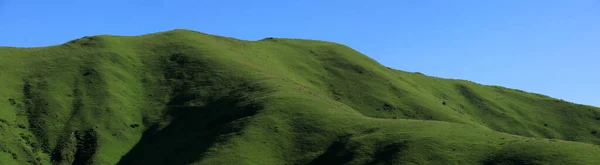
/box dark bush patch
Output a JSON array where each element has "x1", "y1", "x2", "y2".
[
  {"x1": 82, "y1": 69, "x2": 97, "y2": 76},
  {"x1": 442, "y1": 101, "x2": 446, "y2": 106},
  {"x1": 30, "y1": 142, "x2": 40, "y2": 151},
  {"x1": 68, "y1": 36, "x2": 105, "y2": 47},
  {"x1": 20, "y1": 133, "x2": 31, "y2": 144},
  {"x1": 11, "y1": 152, "x2": 17, "y2": 159},
  {"x1": 8, "y1": 98, "x2": 16, "y2": 106},
  {"x1": 334, "y1": 63, "x2": 367, "y2": 75},
  {"x1": 383, "y1": 103, "x2": 394, "y2": 110},
  {"x1": 362, "y1": 128, "x2": 379, "y2": 134},
  {"x1": 331, "y1": 90, "x2": 342, "y2": 101},
  {"x1": 544, "y1": 123, "x2": 548, "y2": 127},
  {"x1": 17, "y1": 124, "x2": 26, "y2": 129},
  {"x1": 129, "y1": 124, "x2": 140, "y2": 128},
  {"x1": 51, "y1": 129, "x2": 99, "y2": 165},
  {"x1": 389, "y1": 86, "x2": 399, "y2": 92},
  {"x1": 168, "y1": 52, "x2": 190, "y2": 65},
  {"x1": 22, "y1": 79, "x2": 53, "y2": 153},
  {"x1": 592, "y1": 131, "x2": 598, "y2": 135},
  {"x1": 72, "y1": 130, "x2": 99, "y2": 165},
  {"x1": 353, "y1": 66, "x2": 365, "y2": 74},
  {"x1": 0, "y1": 119, "x2": 8, "y2": 125}
]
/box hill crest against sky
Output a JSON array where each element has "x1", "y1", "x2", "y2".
[
  {"x1": 0, "y1": 29, "x2": 599, "y2": 164},
  {"x1": 3, "y1": 28, "x2": 597, "y2": 108}
]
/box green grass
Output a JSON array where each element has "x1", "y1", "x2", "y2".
[{"x1": 0, "y1": 29, "x2": 599, "y2": 164}]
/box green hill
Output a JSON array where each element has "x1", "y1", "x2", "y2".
[{"x1": 0, "y1": 29, "x2": 599, "y2": 165}]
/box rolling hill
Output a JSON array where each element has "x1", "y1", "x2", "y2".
[{"x1": 0, "y1": 29, "x2": 599, "y2": 165}]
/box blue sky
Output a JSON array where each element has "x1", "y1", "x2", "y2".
[{"x1": 1, "y1": 0, "x2": 598, "y2": 107}]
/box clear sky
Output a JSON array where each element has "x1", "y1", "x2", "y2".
[{"x1": 1, "y1": 0, "x2": 598, "y2": 107}]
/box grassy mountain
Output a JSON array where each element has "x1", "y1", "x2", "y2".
[{"x1": 0, "y1": 29, "x2": 599, "y2": 165}]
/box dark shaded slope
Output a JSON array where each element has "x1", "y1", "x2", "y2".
[{"x1": 118, "y1": 50, "x2": 269, "y2": 164}]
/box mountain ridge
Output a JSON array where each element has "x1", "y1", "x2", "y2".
[{"x1": 0, "y1": 29, "x2": 599, "y2": 164}]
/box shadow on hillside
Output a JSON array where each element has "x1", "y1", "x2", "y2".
[
  {"x1": 481, "y1": 144, "x2": 574, "y2": 165},
  {"x1": 308, "y1": 135, "x2": 407, "y2": 165},
  {"x1": 366, "y1": 142, "x2": 407, "y2": 165},
  {"x1": 308, "y1": 135, "x2": 355, "y2": 165},
  {"x1": 118, "y1": 51, "x2": 271, "y2": 164},
  {"x1": 116, "y1": 92, "x2": 263, "y2": 165}
]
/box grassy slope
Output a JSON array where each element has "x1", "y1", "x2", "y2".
[{"x1": 0, "y1": 29, "x2": 599, "y2": 164}]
